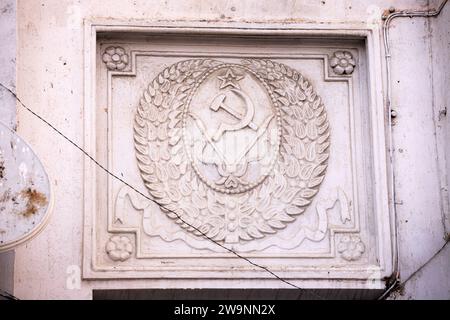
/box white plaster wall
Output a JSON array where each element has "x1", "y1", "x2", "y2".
[{"x1": 6, "y1": 0, "x2": 449, "y2": 299}]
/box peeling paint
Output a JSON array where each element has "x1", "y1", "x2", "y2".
[{"x1": 0, "y1": 188, "x2": 11, "y2": 204}]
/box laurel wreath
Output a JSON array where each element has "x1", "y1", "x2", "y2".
[{"x1": 134, "y1": 59, "x2": 330, "y2": 243}]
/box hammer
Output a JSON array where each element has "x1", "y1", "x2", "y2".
[{"x1": 210, "y1": 94, "x2": 258, "y2": 131}]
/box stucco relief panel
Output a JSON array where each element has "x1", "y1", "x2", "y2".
[{"x1": 83, "y1": 27, "x2": 390, "y2": 284}]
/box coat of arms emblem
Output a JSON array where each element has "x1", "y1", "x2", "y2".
[{"x1": 134, "y1": 59, "x2": 330, "y2": 243}]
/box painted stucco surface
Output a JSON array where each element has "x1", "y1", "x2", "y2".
[{"x1": 0, "y1": 0, "x2": 448, "y2": 299}]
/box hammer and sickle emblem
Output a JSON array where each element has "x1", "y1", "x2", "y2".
[{"x1": 209, "y1": 89, "x2": 258, "y2": 141}]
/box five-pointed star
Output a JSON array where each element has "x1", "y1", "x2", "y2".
[{"x1": 217, "y1": 68, "x2": 244, "y2": 89}]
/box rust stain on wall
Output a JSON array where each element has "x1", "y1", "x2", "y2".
[{"x1": 19, "y1": 187, "x2": 48, "y2": 217}]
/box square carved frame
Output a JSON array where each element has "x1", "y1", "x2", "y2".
[{"x1": 82, "y1": 19, "x2": 393, "y2": 289}]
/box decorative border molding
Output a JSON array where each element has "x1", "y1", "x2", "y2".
[{"x1": 82, "y1": 20, "x2": 393, "y2": 287}]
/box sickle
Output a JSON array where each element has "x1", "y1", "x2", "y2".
[{"x1": 212, "y1": 89, "x2": 257, "y2": 141}]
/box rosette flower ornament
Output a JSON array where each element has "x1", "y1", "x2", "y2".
[
  {"x1": 105, "y1": 235, "x2": 133, "y2": 261},
  {"x1": 102, "y1": 46, "x2": 129, "y2": 71},
  {"x1": 330, "y1": 51, "x2": 356, "y2": 75},
  {"x1": 337, "y1": 235, "x2": 365, "y2": 261}
]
